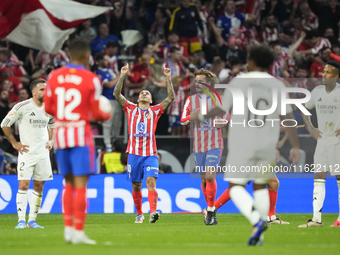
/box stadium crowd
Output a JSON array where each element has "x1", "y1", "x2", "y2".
[{"x1": 1, "y1": 0, "x2": 340, "y2": 171}]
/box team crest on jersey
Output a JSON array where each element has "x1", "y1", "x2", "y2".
[
  {"x1": 145, "y1": 112, "x2": 151, "y2": 119},
  {"x1": 203, "y1": 119, "x2": 210, "y2": 126},
  {"x1": 137, "y1": 122, "x2": 145, "y2": 133}
]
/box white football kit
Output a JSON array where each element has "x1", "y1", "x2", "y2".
[
  {"x1": 1, "y1": 99, "x2": 54, "y2": 181},
  {"x1": 305, "y1": 84, "x2": 340, "y2": 176},
  {"x1": 217, "y1": 72, "x2": 293, "y2": 184}
]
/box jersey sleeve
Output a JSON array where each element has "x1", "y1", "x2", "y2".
[
  {"x1": 0, "y1": 103, "x2": 23, "y2": 128},
  {"x1": 123, "y1": 100, "x2": 137, "y2": 112},
  {"x1": 151, "y1": 104, "x2": 164, "y2": 116},
  {"x1": 181, "y1": 97, "x2": 191, "y2": 125},
  {"x1": 89, "y1": 76, "x2": 111, "y2": 121},
  {"x1": 304, "y1": 87, "x2": 316, "y2": 109}
]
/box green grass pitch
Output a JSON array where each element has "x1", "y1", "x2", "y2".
[{"x1": 0, "y1": 213, "x2": 339, "y2": 255}]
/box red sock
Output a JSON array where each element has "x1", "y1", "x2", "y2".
[
  {"x1": 268, "y1": 190, "x2": 278, "y2": 219},
  {"x1": 148, "y1": 190, "x2": 158, "y2": 213},
  {"x1": 63, "y1": 184, "x2": 74, "y2": 227},
  {"x1": 201, "y1": 184, "x2": 207, "y2": 203},
  {"x1": 132, "y1": 190, "x2": 143, "y2": 215},
  {"x1": 214, "y1": 188, "x2": 230, "y2": 210},
  {"x1": 74, "y1": 187, "x2": 87, "y2": 231},
  {"x1": 206, "y1": 181, "x2": 217, "y2": 208}
]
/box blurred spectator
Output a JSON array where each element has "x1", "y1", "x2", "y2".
[
  {"x1": 79, "y1": 19, "x2": 97, "y2": 42},
  {"x1": 192, "y1": 50, "x2": 211, "y2": 70},
  {"x1": 4, "y1": 162, "x2": 17, "y2": 175},
  {"x1": 298, "y1": 29, "x2": 331, "y2": 55},
  {"x1": 138, "y1": 44, "x2": 157, "y2": 64},
  {"x1": 95, "y1": 52, "x2": 121, "y2": 152},
  {"x1": 271, "y1": 0, "x2": 294, "y2": 26},
  {"x1": 194, "y1": 0, "x2": 209, "y2": 46},
  {"x1": 167, "y1": 76, "x2": 186, "y2": 136},
  {"x1": 0, "y1": 50, "x2": 28, "y2": 84},
  {"x1": 90, "y1": 23, "x2": 120, "y2": 56},
  {"x1": 165, "y1": 47, "x2": 186, "y2": 77},
  {"x1": 310, "y1": 47, "x2": 330, "y2": 78},
  {"x1": 161, "y1": 31, "x2": 190, "y2": 64},
  {"x1": 291, "y1": 14, "x2": 304, "y2": 42},
  {"x1": 120, "y1": 151, "x2": 128, "y2": 173},
  {"x1": 0, "y1": 90, "x2": 11, "y2": 152},
  {"x1": 290, "y1": 64, "x2": 316, "y2": 98},
  {"x1": 210, "y1": 58, "x2": 226, "y2": 79},
  {"x1": 259, "y1": 14, "x2": 279, "y2": 43},
  {"x1": 158, "y1": 152, "x2": 173, "y2": 173},
  {"x1": 216, "y1": 0, "x2": 254, "y2": 41},
  {"x1": 219, "y1": 57, "x2": 245, "y2": 82},
  {"x1": 17, "y1": 88, "x2": 29, "y2": 102},
  {"x1": 308, "y1": 0, "x2": 340, "y2": 38},
  {"x1": 169, "y1": 0, "x2": 203, "y2": 53},
  {"x1": 0, "y1": 79, "x2": 10, "y2": 92},
  {"x1": 324, "y1": 27, "x2": 335, "y2": 39},
  {"x1": 105, "y1": 40, "x2": 120, "y2": 75},
  {"x1": 300, "y1": 2, "x2": 319, "y2": 30},
  {"x1": 1, "y1": 68, "x2": 23, "y2": 107},
  {"x1": 148, "y1": 7, "x2": 169, "y2": 44}
]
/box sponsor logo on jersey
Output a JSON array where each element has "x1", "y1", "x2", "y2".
[
  {"x1": 318, "y1": 98, "x2": 322, "y2": 102},
  {"x1": 29, "y1": 112, "x2": 35, "y2": 116},
  {"x1": 207, "y1": 155, "x2": 218, "y2": 159}
]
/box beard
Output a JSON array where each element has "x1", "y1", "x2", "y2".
[
  {"x1": 0, "y1": 98, "x2": 9, "y2": 104},
  {"x1": 37, "y1": 96, "x2": 43, "y2": 103}
]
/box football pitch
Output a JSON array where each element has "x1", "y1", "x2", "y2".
[{"x1": 0, "y1": 213, "x2": 339, "y2": 255}]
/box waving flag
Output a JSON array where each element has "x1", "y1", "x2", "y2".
[{"x1": 0, "y1": 0, "x2": 112, "y2": 54}]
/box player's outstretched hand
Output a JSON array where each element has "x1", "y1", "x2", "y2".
[
  {"x1": 13, "y1": 142, "x2": 29, "y2": 154},
  {"x1": 163, "y1": 66, "x2": 171, "y2": 78},
  {"x1": 309, "y1": 127, "x2": 322, "y2": 140},
  {"x1": 121, "y1": 63, "x2": 130, "y2": 76},
  {"x1": 289, "y1": 147, "x2": 300, "y2": 166},
  {"x1": 45, "y1": 140, "x2": 53, "y2": 151}
]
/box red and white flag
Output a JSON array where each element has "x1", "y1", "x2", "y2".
[{"x1": 0, "y1": 0, "x2": 112, "y2": 54}]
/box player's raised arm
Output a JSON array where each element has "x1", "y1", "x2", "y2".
[
  {"x1": 113, "y1": 64, "x2": 129, "y2": 108},
  {"x1": 160, "y1": 67, "x2": 175, "y2": 112}
]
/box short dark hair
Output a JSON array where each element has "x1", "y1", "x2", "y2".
[
  {"x1": 284, "y1": 31, "x2": 294, "y2": 37},
  {"x1": 305, "y1": 29, "x2": 319, "y2": 39},
  {"x1": 194, "y1": 50, "x2": 205, "y2": 58},
  {"x1": 30, "y1": 79, "x2": 46, "y2": 92},
  {"x1": 96, "y1": 52, "x2": 106, "y2": 62},
  {"x1": 168, "y1": 31, "x2": 179, "y2": 36},
  {"x1": 297, "y1": 64, "x2": 309, "y2": 71},
  {"x1": 326, "y1": 60, "x2": 340, "y2": 75},
  {"x1": 106, "y1": 40, "x2": 119, "y2": 49},
  {"x1": 269, "y1": 41, "x2": 281, "y2": 48},
  {"x1": 120, "y1": 152, "x2": 128, "y2": 166},
  {"x1": 248, "y1": 45, "x2": 274, "y2": 70},
  {"x1": 230, "y1": 57, "x2": 243, "y2": 67},
  {"x1": 113, "y1": 139, "x2": 125, "y2": 153},
  {"x1": 170, "y1": 46, "x2": 180, "y2": 53},
  {"x1": 69, "y1": 38, "x2": 90, "y2": 60},
  {"x1": 0, "y1": 50, "x2": 11, "y2": 59},
  {"x1": 321, "y1": 47, "x2": 330, "y2": 54}
]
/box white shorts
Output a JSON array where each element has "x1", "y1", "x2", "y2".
[
  {"x1": 17, "y1": 157, "x2": 53, "y2": 181},
  {"x1": 314, "y1": 143, "x2": 340, "y2": 176},
  {"x1": 223, "y1": 150, "x2": 276, "y2": 185}
]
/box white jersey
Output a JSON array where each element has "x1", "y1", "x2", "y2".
[
  {"x1": 1, "y1": 99, "x2": 54, "y2": 159},
  {"x1": 218, "y1": 71, "x2": 292, "y2": 157},
  {"x1": 305, "y1": 84, "x2": 340, "y2": 146}
]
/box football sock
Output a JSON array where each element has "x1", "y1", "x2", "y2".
[
  {"x1": 201, "y1": 183, "x2": 207, "y2": 203},
  {"x1": 214, "y1": 188, "x2": 231, "y2": 210},
  {"x1": 312, "y1": 179, "x2": 325, "y2": 223},
  {"x1": 63, "y1": 184, "x2": 74, "y2": 227},
  {"x1": 230, "y1": 185, "x2": 260, "y2": 226},
  {"x1": 17, "y1": 190, "x2": 27, "y2": 222},
  {"x1": 254, "y1": 188, "x2": 270, "y2": 221},
  {"x1": 206, "y1": 180, "x2": 217, "y2": 210},
  {"x1": 28, "y1": 191, "x2": 42, "y2": 222},
  {"x1": 337, "y1": 180, "x2": 340, "y2": 222},
  {"x1": 148, "y1": 190, "x2": 158, "y2": 213},
  {"x1": 268, "y1": 189, "x2": 278, "y2": 220},
  {"x1": 74, "y1": 187, "x2": 87, "y2": 231},
  {"x1": 132, "y1": 190, "x2": 143, "y2": 215}
]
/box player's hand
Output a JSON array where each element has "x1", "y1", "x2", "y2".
[
  {"x1": 13, "y1": 142, "x2": 29, "y2": 154},
  {"x1": 190, "y1": 109, "x2": 200, "y2": 122},
  {"x1": 335, "y1": 129, "x2": 340, "y2": 137},
  {"x1": 163, "y1": 66, "x2": 171, "y2": 78},
  {"x1": 300, "y1": 31, "x2": 306, "y2": 39},
  {"x1": 289, "y1": 147, "x2": 300, "y2": 165},
  {"x1": 120, "y1": 63, "x2": 130, "y2": 76},
  {"x1": 45, "y1": 140, "x2": 53, "y2": 151},
  {"x1": 309, "y1": 127, "x2": 322, "y2": 140}
]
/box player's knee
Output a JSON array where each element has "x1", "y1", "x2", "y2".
[
  {"x1": 314, "y1": 172, "x2": 327, "y2": 180},
  {"x1": 18, "y1": 181, "x2": 29, "y2": 191},
  {"x1": 132, "y1": 182, "x2": 142, "y2": 192},
  {"x1": 268, "y1": 178, "x2": 279, "y2": 191}
]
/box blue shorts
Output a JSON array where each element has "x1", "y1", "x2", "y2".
[
  {"x1": 169, "y1": 115, "x2": 181, "y2": 128},
  {"x1": 127, "y1": 154, "x2": 159, "y2": 183},
  {"x1": 56, "y1": 146, "x2": 96, "y2": 176},
  {"x1": 194, "y1": 148, "x2": 223, "y2": 173}
]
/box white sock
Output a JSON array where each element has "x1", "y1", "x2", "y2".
[
  {"x1": 28, "y1": 191, "x2": 43, "y2": 222},
  {"x1": 254, "y1": 188, "x2": 269, "y2": 221},
  {"x1": 312, "y1": 179, "x2": 325, "y2": 223},
  {"x1": 207, "y1": 206, "x2": 215, "y2": 212},
  {"x1": 16, "y1": 190, "x2": 28, "y2": 222},
  {"x1": 337, "y1": 180, "x2": 340, "y2": 222},
  {"x1": 230, "y1": 185, "x2": 261, "y2": 225}
]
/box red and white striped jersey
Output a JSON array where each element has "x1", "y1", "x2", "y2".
[
  {"x1": 123, "y1": 101, "x2": 164, "y2": 156},
  {"x1": 162, "y1": 44, "x2": 189, "y2": 60},
  {"x1": 269, "y1": 54, "x2": 287, "y2": 77},
  {"x1": 259, "y1": 27, "x2": 278, "y2": 43},
  {"x1": 45, "y1": 63, "x2": 110, "y2": 150},
  {"x1": 311, "y1": 37, "x2": 331, "y2": 55},
  {"x1": 107, "y1": 55, "x2": 118, "y2": 75},
  {"x1": 181, "y1": 93, "x2": 226, "y2": 153},
  {"x1": 165, "y1": 60, "x2": 186, "y2": 78},
  {"x1": 302, "y1": 11, "x2": 319, "y2": 30},
  {"x1": 167, "y1": 87, "x2": 186, "y2": 116}
]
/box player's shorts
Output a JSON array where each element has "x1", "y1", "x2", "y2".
[
  {"x1": 17, "y1": 156, "x2": 53, "y2": 181},
  {"x1": 314, "y1": 143, "x2": 340, "y2": 176},
  {"x1": 127, "y1": 154, "x2": 159, "y2": 183},
  {"x1": 224, "y1": 150, "x2": 276, "y2": 185},
  {"x1": 194, "y1": 148, "x2": 223, "y2": 174},
  {"x1": 179, "y1": 36, "x2": 202, "y2": 53},
  {"x1": 56, "y1": 146, "x2": 96, "y2": 176},
  {"x1": 169, "y1": 115, "x2": 181, "y2": 128}
]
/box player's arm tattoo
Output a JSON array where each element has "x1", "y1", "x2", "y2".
[
  {"x1": 161, "y1": 77, "x2": 175, "y2": 112},
  {"x1": 113, "y1": 74, "x2": 127, "y2": 108}
]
